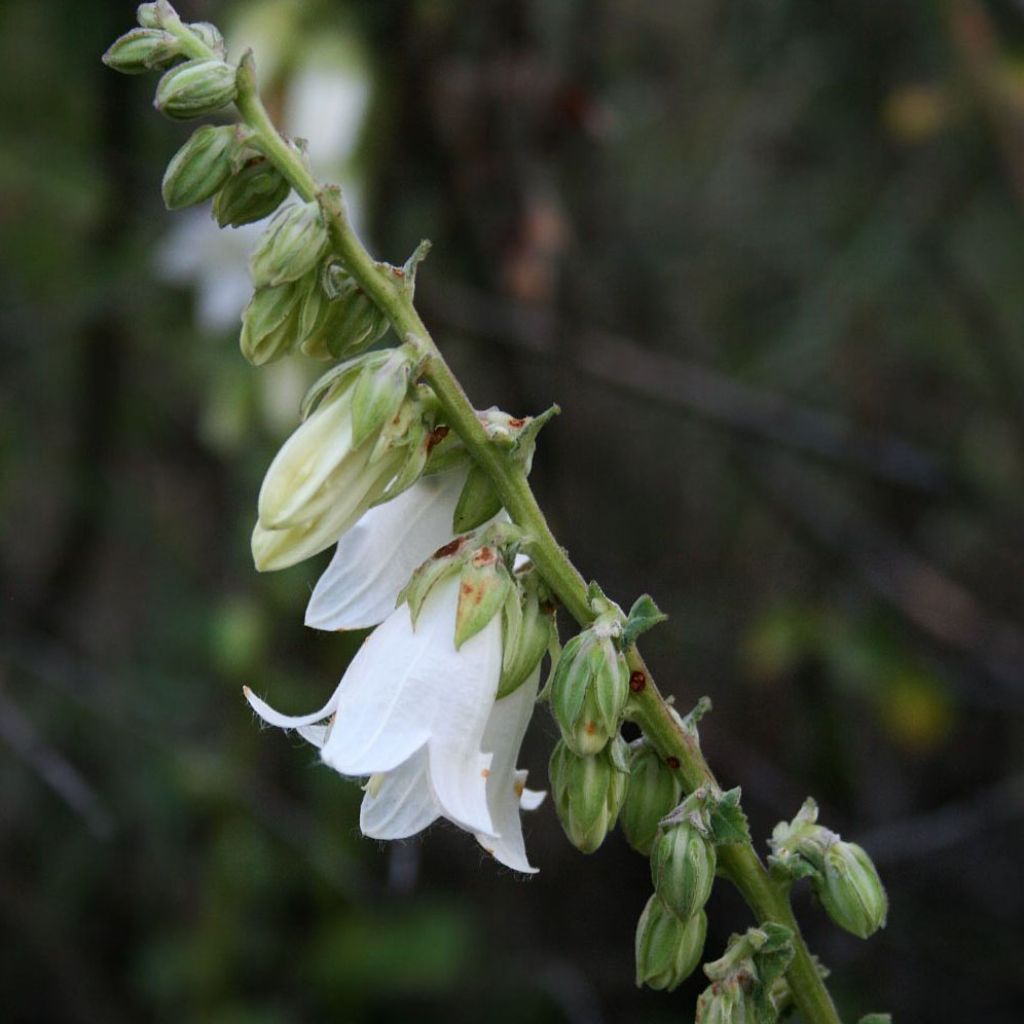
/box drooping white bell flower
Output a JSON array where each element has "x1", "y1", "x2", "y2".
[
  {"x1": 245, "y1": 573, "x2": 501, "y2": 836},
  {"x1": 361, "y1": 664, "x2": 545, "y2": 873},
  {"x1": 305, "y1": 468, "x2": 467, "y2": 631}
]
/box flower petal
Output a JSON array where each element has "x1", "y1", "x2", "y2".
[
  {"x1": 359, "y1": 745, "x2": 441, "y2": 839},
  {"x1": 473, "y1": 666, "x2": 542, "y2": 873},
  {"x1": 243, "y1": 683, "x2": 341, "y2": 731},
  {"x1": 305, "y1": 469, "x2": 467, "y2": 632}
]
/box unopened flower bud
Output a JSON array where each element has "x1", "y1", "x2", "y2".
[
  {"x1": 550, "y1": 617, "x2": 629, "y2": 756},
  {"x1": 102, "y1": 28, "x2": 180, "y2": 74},
  {"x1": 161, "y1": 124, "x2": 235, "y2": 210},
  {"x1": 249, "y1": 201, "x2": 329, "y2": 288},
  {"x1": 498, "y1": 578, "x2": 554, "y2": 698},
  {"x1": 188, "y1": 21, "x2": 226, "y2": 59},
  {"x1": 154, "y1": 58, "x2": 237, "y2": 120},
  {"x1": 239, "y1": 280, "x2": 304, "y2": 366},
  {"x1": 213, "y1": 157, "x2": 291, "y2": 228},
  {"x1": 695, "y1": 980, "x2": 756, "y2": 1024},
  {"x1": 549, "y1": 735, "x2": 629, "y2": 854},
  {"x1": 651, "y1": 810, "x2": 717, "y2": 921},
  {"x1": 620, "y1": 739, "x2": 683, "y2": 856},
  {"x1": 815, "y1": 840, "x2": 888, "y2": 939},
  {"x1": 253, "y1": 360, "x2": 426, "y2": 571},
  {"x1": 635, "y1": 895, "x2": 706, "y2": 991},
  {"x1": 137, "y1": 2, "x2": 174, "y2": 29},
  {"x1": 299, "y1": 264, "x2": 390, "y2": 360}
]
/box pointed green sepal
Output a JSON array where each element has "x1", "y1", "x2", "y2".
[
  {"x1": 497, "y1": 576, "x2": 556, "y2": 698},
  {"x1": 350, "y1": 349, "x2": 412, "y2": 449},
  {"x1": 452, "y1": 463, "x2": 503, "y2": 532},
  {"x1": 454, "y1": 546, "x2": 513, "y2": 649}
]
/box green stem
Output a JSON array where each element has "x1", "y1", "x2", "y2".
[{"x1": 170, "y1": 20, "x2": 843, "y2": 1024}]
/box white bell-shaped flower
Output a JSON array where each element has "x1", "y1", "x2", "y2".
[
  {"x1": 361, "y1": 664, "x2": 545, "y2": 873},
  {"x1": 305, "y1": 468, "x2": 467, "y2": 631},
  {"x1": 245, "y1": 573, "x2": 501, "y2": 835}
]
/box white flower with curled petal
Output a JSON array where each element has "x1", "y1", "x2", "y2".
[
  {"x1": 305, "y1": 468, "x2": 468, "y2": 631},
  {"x1": 361, "y1": 664, "x2": 545, "y2": 873},
  {"x1": 245, "y1": 573, "x2": 502, "y2": 836}
]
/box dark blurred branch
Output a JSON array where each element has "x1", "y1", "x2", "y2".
[
  {"x1": 0, "y1": 671, "x2": 114, "y2": 838},
  {"x1": 856, "y1": 771, "x2": 1024, "y2": 862},
  {"x1": 421, "y1": 278, "x2": 952, "y2": 494},
  {"x1": 747, "y1": 457, "x2": 1024, "y2": 699}
]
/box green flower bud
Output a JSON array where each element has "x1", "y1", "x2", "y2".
[
  {"x1": 154, "y1": 59, "x2": 237, "y2": 120},
  {"x1": 695, "y1": 980, "x2": 756, "y2": 1024},
  {"x1": 634, "y1": 895, "x2": 706, "y2": 991},
  {"x1": 549, "y1": 618, "x2": 629, "y2": 756},
  {"x1": 213, "y1": 158, "x2": 291, "y2": 228},
  {"x1": 815, "y1": 840, "x2": 888, "y2": 939},
  {"x1": 299, "y1": 263, "x2": 390, "y2": 360},
  {"x1": 102, "y1": 28, "x2": 181, "y2": 74},
  {"x1": 137, "y1": 2, "x2": 173, "y2": 29},
  {"x1": 160, "y1": 124, "x2": 235, "y2": 210},
  {"x1": 239, "y1": 280, "x2": 304, "y2": 366},
  {"x1": 498, "y1": 576, "x2": 555, "y2": 698},
  {"x1": 651, "y1": 813, "x2": 717, "y2": 921},
  {"x1": 188, "y1": 21, "x2": 226, "y2": 59},
  {"x1": 549, "y1": 735, "x2": 629, "y2": 854},
  {"x1": 620, "y1": 739, "x2": 683, "y2": 856},
  {"x1": 249, "y1": 201, "x2": 329, "y2": 288}
]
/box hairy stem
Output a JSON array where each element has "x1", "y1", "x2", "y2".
[{"x1": 170, "y1": 22, "x2": 844, "y2": 1024}]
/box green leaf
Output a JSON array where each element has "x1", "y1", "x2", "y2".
[
  {"x1": 621, "y1": 593, "x2": 668, "y2": 647},
  {"x1": 708, "y1": 788, "x2": 752, "y2": 846}
]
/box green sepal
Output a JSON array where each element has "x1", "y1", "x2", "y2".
[
  {"x1": 454, "y1": 549, "x2": 513, "y2": 649},
  {"x1": 103, "y1": 28, "x2": 181, "y2": 74},
  {"x1": 621, "y1": 593, "x2": 668, "y2": 648},
  {"x1": 300, "y1": 355, "x2": 370, "y2": 420},
  {"x1": 154, "y1": 58, "x2": 237, "y2": 120},
  {"x1": 161, "y1": 124, "x2": 236, "y2": 210},
  {"x1": 398, "y1": 542, "x2": 466, "y2": 627},
  {"x1": 213, "y1": 156, "x2": 291, "y2": 227},
  {"x1": 511, "y1": 404, "x2": 560, "y2": 471},
  {"x1": 350, "y1": 349, "x2": 412, "y2": 449},
  {"x1": 400, "y1": 239, "x2": 432, "y2": 298},
  {"x1": 708, "y1": 788, "x2": 752, "y2": 847},
  {"x1": 548, "y1": 632, "x2": 587, "y2": 731},
  {"x1": 497, "y1": 577, "x2": 555, "y2": 698},
  {"x1": 452, "y1": 463, "x2": 502, "y2": 532}
]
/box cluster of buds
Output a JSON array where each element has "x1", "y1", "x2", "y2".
[
  {"x1": 546, "y1": 589, "x2": 632, "y2": 854},
  {"x1": 769, "y1": 799, "x2": 888, "y2": 940},
  {"x1": 634, "y1": 789, "x2": 718, "y2": 991},
  {"x1": 695, "y1": 924, "x2": 795, "y2": 1024},
  {"x1": 104, "y1": 4, "x2": 236, "y2": 119}
]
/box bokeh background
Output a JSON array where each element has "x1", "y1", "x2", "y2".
[{"x1": 3, "y1": 0, "x2": 1024, "y2": 1021}]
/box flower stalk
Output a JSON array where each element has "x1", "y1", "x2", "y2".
[{"x1": 115, "y1": 10, "x2": 861, "y2": 1023}]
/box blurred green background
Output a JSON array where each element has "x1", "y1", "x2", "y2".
[{"x1": 3, "y1": 0, "x2": 1024, "y2": 1020}]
